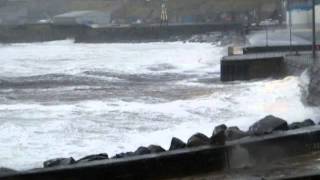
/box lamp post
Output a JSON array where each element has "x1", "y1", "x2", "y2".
[
  {"x1": 288, "y1": 0, "x2": 293, "y2": 52},
  {"x1": 312, "y1": 0, "x2": 316, "y2": 61}
]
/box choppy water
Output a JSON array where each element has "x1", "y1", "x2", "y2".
[{"x1": 0, "y1": 40, "x2": 319, "y2": 170}]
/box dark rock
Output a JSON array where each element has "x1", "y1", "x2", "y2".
[
  {"x1": 248, "y1": 115, "x2": 288, "y2": 136},
  {"x1": 303, "y1": 119, "x2": 316, "y2": 126},
  {"x1": 210, "y1": 124, "x2": 227, "y2": 145},
  {"x1": 289, "y1": 122, "x2": 302, "y2": 130},
  {"x1": 225, "y1": 126, "x2": 248, "y2": 141},
  {"x1": 134, "y1": 146, "x2": 151, "y2": 155},
  {"x1": 111, "y1": 152, "x2": 134, "y2": 159},
  {"x1": 214, "y1": 124, "x2": 227, "y2": 133},
  {"x1": 169, "y1": 137, "x2": 186, "y2": 150},
  {"x1": 76, "y1": 153, "x2": 109, "y2": 164},
  {"x1": 148, "y1": 145, "x2": 166, "y2": 153},
  {"x1": 0, "y1": 167, "x2": 17, "y2": 176},
  {"x1": 43, "y1": 157, "x2": 75, "y2": 168},
  {"x1": 187, "y1": 133, "x2": 210, "y2": 147},
  {"x1": 289, "y1": 119, "x2": 316, "y2": 130}
]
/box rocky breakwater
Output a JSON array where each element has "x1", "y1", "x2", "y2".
[{"x1": 0, "y1": 115, "x2": 318, "y2": 179}]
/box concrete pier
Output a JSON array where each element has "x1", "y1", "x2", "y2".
[
  {"x1": 243, "y1": 45, "x2": 313, "y2": 54},
  {"x1": 220, "y1": 53, "x2": 285, "y2": 81}
]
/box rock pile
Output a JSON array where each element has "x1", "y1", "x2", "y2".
[
  {"x1": 169, "y1": 137, "x2": 186, "y2": 150},
  {"x1": 43, "y1": 157, "x2": 75, "y2": 168},
  {"x1": 40, "y1": 115, "x2": 317, "y2": 169},
  {"x1": 2, "y1": 115, "x2": 317, "y2": 174},
  {"x1": 248, "y1": 115, "x2": 289, "y2": 136}
]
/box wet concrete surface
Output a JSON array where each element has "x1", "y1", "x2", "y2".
[{"x1": 169, "y1": 152, "x2": 320, "y2": 180}]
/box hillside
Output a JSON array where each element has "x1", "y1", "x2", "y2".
[
  {"x1": 23, "y1": 0, "x2": 282, "y2": 20},
  {"x1": 111, "y1": 0, "x2": 282, "y2": 24},
  {"x1": 0, "y1": 0, "x2": 283, "y2": 24}
]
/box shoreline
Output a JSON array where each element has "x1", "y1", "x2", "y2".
[
  {"x1": 0, "y1": 23, "x2": 243, "y2": 44},
  {"x1": 1, "y1": 115, "x2": 319, "y2": 179}
]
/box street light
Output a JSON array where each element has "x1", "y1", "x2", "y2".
[
  {"x1": 288, "y1": 0, "x2": 293, "y2": 52},
  {"x1": 260, "y1": 19, "x2": 272, "y2": 47},
  {"x1": 312, "y1": 0, "x2": 316, "y2": 61}
]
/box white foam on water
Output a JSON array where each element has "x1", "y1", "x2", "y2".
[
  {"x1": 0, "y1": 40, "x2": 221, "y2": 77},
  {"x1": 0, "y1": 75, "x2": 319, "y2": 170},
  {"x1": 0, "y1": 41, "x2": 318, "y2": 170}
]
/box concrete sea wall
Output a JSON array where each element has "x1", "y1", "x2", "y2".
[
  {"x1": 1, "y1": 116, "x2": 320, "y2": 180},
  {"x1": 225, "y1": 45, "x2": 318, "y2": 106},
  {"x1": 221, "y1": 54, "x2": 285, "y2": 81},
  {"x1": 222, "y1": 45, "x2": 315, "y2": 82},
  {"x1": 0, "y1": 23, "x2": 243, "y2": 43},
  {"x1": 236, "y1": 45, "x2": 319, "y2": 106},
  {"x1": 284, "y1": 53, "x2": 313, "y2": 76},
  {"x1": 308, "y1": 62, "x2": 320, "y2": 106}
]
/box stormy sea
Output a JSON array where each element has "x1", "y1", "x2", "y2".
[{"x1": 0, "y1": 40, "x2": 319, "y2": 170}]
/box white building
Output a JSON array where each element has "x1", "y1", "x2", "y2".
[
  {"x1": 53, "y1": 10, "x2": 111, "y2": 27},
  {"x1": 286, "y1": 0, "x2": 320, "y2": 29}
]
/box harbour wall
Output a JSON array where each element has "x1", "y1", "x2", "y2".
[
  {"x1": 0, "y1": 23, "x2": 243, "y2": 43},
  {"x1": 241, "y1": 45, "x2": 318, "y2": 106},
  {"x1": 223, "y1": 45, "x2": 313, "y2": 81}
]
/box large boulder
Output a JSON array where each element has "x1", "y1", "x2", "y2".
[
  {"x1": 0, "y1": 167, "x2": 17, "y2": 176},
  {"x1": 289, "y1": 122, "x2": 302, "y2": 130},
  {"x1": 289, "y1": 119, "x2": 316, "y2": 130},
  {"x1": 148, "y1": 145, "x2": 166, "y2": 153},
  {"x1": 304, "y1": 119, "x2": 316, "y2": 126},
  {"x1": 187, "y1": 133, "x2": 210, "y2": 147},
  {"x1": 210, "y1": 124, "x2": 227, "y2": 145},
  {"x1": 134, "y1": 146, "x2": 151, "y2": 155},
  {"x1": 76, "y1": 153, "x2": 109, "y2": 164},
  {"x1": 169, "y1": 137, "x2": 186, "y2": 150},
  {"x1": 225, "y1": 126, "x2": 248, "y2": 141},
  {"x1": 43, "y1": 157, "x2": 75, "y2": 168},
  {"x1": 111, "y1": 152, "x2": 134, "y2": 159},
  {"x1": 248, "y1": 115, "x2": 288, "y2": 136}
]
